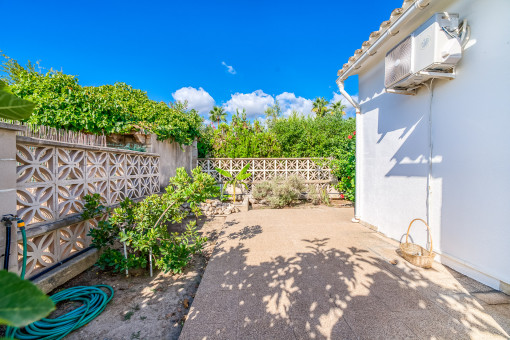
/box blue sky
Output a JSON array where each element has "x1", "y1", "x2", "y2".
[{"x1": 2, "y1": 0, "x2": 402, "y2": 120}]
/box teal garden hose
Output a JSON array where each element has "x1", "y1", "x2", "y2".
[
  {"x1": 19, "y1": 219, "x2": 27, "y2": 280},
  {"x1": 5, "y1": 285, "x2": 113, "y2": 340},
  {"x1": 5, "y1": 218, "x2": 114, "y2": 340}
]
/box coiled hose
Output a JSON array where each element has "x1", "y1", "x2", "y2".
[
  {"x1": 5, "y1": 218, "x2": 114, "y2": 340},
  {"x1": 6, "y1": 285, "x2": 113, "y2": 340}
]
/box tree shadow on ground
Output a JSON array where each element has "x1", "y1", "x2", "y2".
[{"x1": 184, "y1": 217, "x2": 510, "y2": 340}]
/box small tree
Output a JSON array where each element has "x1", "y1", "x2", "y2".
[{"x1": 215, "y1": 163, "x2": 252, "y2": 203}]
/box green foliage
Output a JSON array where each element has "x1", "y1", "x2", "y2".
[
  {"x1": 253, "y1": 176, "x2": 305, "y2": 208},
  {"x1": 1, "y1": 56, "x2": 202, "y2": 145},
  {"x1": 81, "y1": 193, "x2": 106, "y2": 220},
  {"x1": 271, "y1": 113, "x2": 355, "y2": 158},
  {"x1": 331, "y1": 100, "x2": 346, "y2": 116},
  {"x1": 84, "y1": 167, "x2": 217, "y2": 275},
  {"x1": 0, "y1": 270, "x2": 55, "y2": 327},
  {"x1": 154, "y1": 221, "x2": 207, "y2": 274},
  {"x1": 307, "y1": 185, "x2": 321, "y2": 205},
  {"x1": 251, "y1": 181, "x2": 272, "y2": 201},
  {"x1": 199, "y1": 111, "x2": 356, "y2": 202},
  {"x1": 200, "y1": 112, "x2": 355, "y2": 160},
  {"x1": 312, "y1": 97, "x2": 330, "y2": 117},
  {"x1": 215, "y1": 163, "x2": 252, "y2": 203},
  {"x1": 264, "y1": 100, "x2": 281, "y2": 128},
  {"x1": 0, "y1": 79, "x2": 35, "y2": 120},
  {"x1": 96, "y1": 249, "x2": 147, "y2": 273},
  {"x1": 320, "y1": 188, "x2": 331, "y2": 206},
  {"x1": 121, "y1": 167, "x2": 218, "y2": 274},
  {"x1": 198, "y1": 111, "x2": 281, "y2": 158},
  {"x1": 326, "y1": 131, "x2": 356, "y2": 201},
  {"x1": 209, "y1": 106, "x2": 226, "y2": 128}
]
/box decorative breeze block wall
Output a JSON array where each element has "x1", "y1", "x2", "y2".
[
  {"x1": 198, "y1": 158, "x2": 336, "y2": 193},
  {"x1": 15, "y1": 138, "x2": 160, "y2": 278}
]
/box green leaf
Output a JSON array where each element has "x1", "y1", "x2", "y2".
[
  {"x1": 0, "y1": 270, "x2": 55, "y2": 327},
  {"x1": 237, "y1": 172, "x2": 252, "y2": 181},
  {"x1": 0, "y1": 88, "x2": 35, "y2": 120},
  {"x1": 238, "y1": 163, "x2": 251, "y2": 176},
  {"x1": 215, "y1": 167, "x2": 232, "y2": 178}
]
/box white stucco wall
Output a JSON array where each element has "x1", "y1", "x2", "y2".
[{"x1": 357, "y1": 0, "x2": 510, "y2": 289}]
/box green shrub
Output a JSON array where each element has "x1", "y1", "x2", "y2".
[
  {"x1": 84, "y1": 166, "x2": 219, "y2": 275},
  {"x1": 307, "y1": 185, "x2": 321, "y2": 205},
  {"x1": 326, "y1": 131, "x2": 356, "y2": 201},
  {"x1": 253, "y1": 176, "x2": 305, "y2": 208},
  {"x1": 1, "y1": 56, "x2": 202, "y2": 145},
  {"x1": 251, "y1": 181, "x2": 272, "y2": 201},
  {"x1": 198, "y1": 111, "x2": 281, "y2": 158}
]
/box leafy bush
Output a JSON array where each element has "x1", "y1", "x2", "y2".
[
  {"x1": 251, "y1": 181, "x2": 272, "y2": 201},
  {"x1": 197, "y1": 111, "x2": 356, "y2": 200},
  {"x1": 96, "y1": 248, "x2": 147, "y2": 273},
  {"x1": 198, "y1": 110, "x2": 281, "y2": 158},
  {"x1": 84, "y1": 167, "x2": 218, "y2": 274},
  {"x1": 252, "y1": 176, "x2": 305, "y2": 208},
  {"x1": 121, "y1": 167, "x2": 217, "y2": 273},
  {"x1": 326, "y1": 131, "x2": 356, "y2": 201},
  {"x1": 1, "y1": 56, "x2": 202, "y2": 145},
  {"x1": 199, "y1": 111, "x2": 355, "y2": 160}
]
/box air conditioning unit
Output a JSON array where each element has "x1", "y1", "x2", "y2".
[{"x1": 385, "y1": 13, "x2": 462, "y2": 94}]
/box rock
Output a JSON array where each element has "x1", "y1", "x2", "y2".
[{"x1": 260, "y1": 199, "x2": 267, "y2": 205}]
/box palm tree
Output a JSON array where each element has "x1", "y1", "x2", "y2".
[
  {"x1": 312, "y1": 97, "x2": 330, "y2": 118},
  {"x1": 331, "y1": 100, "x2": 346, "y2": 116},
  {"x1": 209, "y1": 106, "x2": 227, "y2": 128}
]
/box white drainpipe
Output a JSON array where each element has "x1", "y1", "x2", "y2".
[{"x1": 335, "y1": 0, "x2": 434, "y2": 223}]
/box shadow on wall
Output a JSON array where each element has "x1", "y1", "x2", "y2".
[{"x1": 184, "y1": 220, "x2": 510, "y2": 339}]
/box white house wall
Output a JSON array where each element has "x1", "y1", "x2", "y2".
[{"x1": 357, "y1": 0, "x2": 510, "y2": 289}]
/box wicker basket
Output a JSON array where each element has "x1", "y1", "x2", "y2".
[{"x1": 399, "y1": 218, "x2": 436, "y2": 268}]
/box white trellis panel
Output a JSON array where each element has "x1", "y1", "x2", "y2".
[{"x1": 197, "y1": 158, "x2": 337, "y2": 195}]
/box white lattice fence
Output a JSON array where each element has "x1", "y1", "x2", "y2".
[
  {"x1": 15, "y1": 138, "x2": 160, "y2": 278},
  {"x1": 198, "y1": 158, "x2": 337, "y2": 194}
]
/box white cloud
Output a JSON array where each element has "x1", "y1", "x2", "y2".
[
  {"x1": 221, "y1": 61, "x2": 236, "y2": 75},
  {"x1": 172, "y1": 87, "x2": 215, "y2": 114},
  {"x1": 331, "y1": 92, "x2": 358, "y2": 115},
  {"x1": 223, "y1": 90, "x2": 274, "y2": 118},
  {"x1": 276, "y1": 92, "x2": 314, "y2": 117}
]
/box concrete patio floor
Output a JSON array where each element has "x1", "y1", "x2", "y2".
[{"x1": 180, "y1": 207, "x2": 510, "y2": 340}]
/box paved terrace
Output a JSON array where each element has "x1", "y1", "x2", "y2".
[{"x1": 180, "y1": 207, "x2": 510, "y2": 339}]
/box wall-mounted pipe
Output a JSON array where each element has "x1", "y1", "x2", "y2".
[{"x1": 336, "y1": 81, "x2": 360, "y2": 115}]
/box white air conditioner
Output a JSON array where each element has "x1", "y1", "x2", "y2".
[{"x1": 385, "y1": 13, "x2": 462, "y2": 94}]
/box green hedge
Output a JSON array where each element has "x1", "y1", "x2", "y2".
[{"x1": 1, "y1": 57, "x2": 202, "y2": 145}]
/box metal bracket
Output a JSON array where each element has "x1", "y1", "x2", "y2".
[
  {"x1": 385, "y1": 88, "x2": 417, "y2": 95},
  {"x1": 418, "y1": 71, "x2": 456, "y2": 79}
]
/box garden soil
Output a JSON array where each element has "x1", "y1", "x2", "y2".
[{"x1": 52, "y1": 216, "x2": 226, "y2": 340}]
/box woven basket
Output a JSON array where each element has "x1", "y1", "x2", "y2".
[{"x1": 399, "y1": 218, "x2": 436, "y2": 268}]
